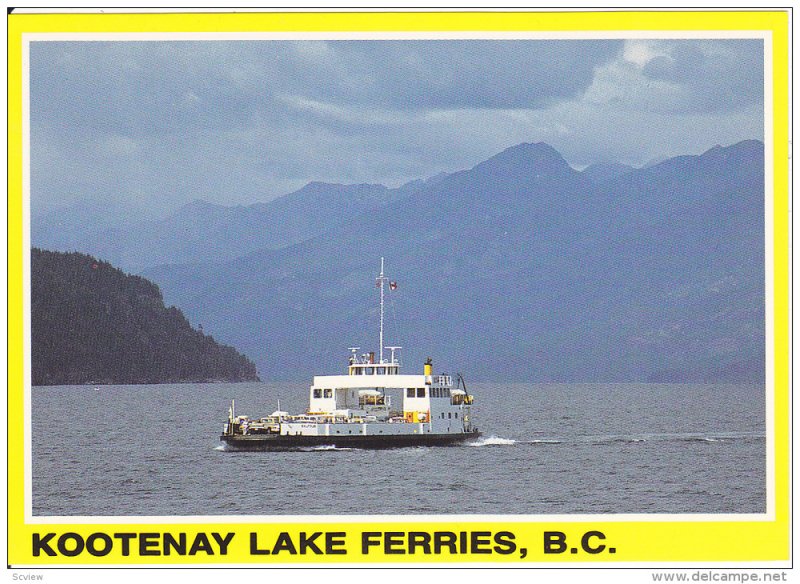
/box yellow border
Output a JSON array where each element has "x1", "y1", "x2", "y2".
[{"x1": 8, "y1": 11, "x2": 790, "y2": 565}]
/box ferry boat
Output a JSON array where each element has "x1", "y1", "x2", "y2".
[{"x1": 220, "y1": 258, "x2": 480, "y2": 450}]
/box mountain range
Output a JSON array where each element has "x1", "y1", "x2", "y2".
[
  {"x1": 32, "y1": 178, "x2": 440, "y2": 272},
  {"x1": 33, "y1": 140, "x2": 765, "y2": 383}
]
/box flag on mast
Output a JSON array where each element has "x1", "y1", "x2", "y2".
[{"x1": 390, "y1": 281, "x2": 398, "y2": 291}]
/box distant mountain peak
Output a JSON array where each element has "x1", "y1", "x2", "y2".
[
  {"x1": 497, "y1": 141, "x2": 564, "y2": 160},
  {"x1": 582, "y1": 161, "x2": 635, "y2": 184},
  {"x1": 424, "y1": 171, "x2": 450, "y2": 186},
  {"x1": 700, "y1": 139, "x2": 763, "y2": 161},
  {"x1": 475, "y1": 141, "x2": 574, "y2": 176},
  {"x1": 302, "y1": 180, "x2": 387, "y2": 192},
  {"x1": 179, "y1": 199, "x2": 225, "y2": 213},
  {"x1": 642, "y1": 154, "x2": 669, "y2": 168},
  {"x1": 645, "y1": 140, "x2": 763, "y2": 171}
]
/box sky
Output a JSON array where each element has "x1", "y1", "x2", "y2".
[{"x1": 30, "y1": 38, "x2": 764, "y2": 217}]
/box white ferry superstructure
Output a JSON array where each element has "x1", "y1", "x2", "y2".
[{"x1": 220, "y1": 258, "x2": 480, "y2": 450}]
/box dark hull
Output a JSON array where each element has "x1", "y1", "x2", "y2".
[{"x1": 220, "y1": 430, "x2": 481, "y2": 451}]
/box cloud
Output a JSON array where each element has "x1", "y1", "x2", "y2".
[
  {"x1": 28, "y1": 38, "x2": 763, "y2": 216},
  {"x1": 585, "y1": 39, "x2": 763, "y2": 114},
  {"x1": 316, "y1": 40, "x2": 620, "y2": 110},
  {"x1": 97, "y1": 134, "x2": 140, "y2": 157},
  {"x1": 30, "y1": 40, "x2": 621, "y2": 136}
]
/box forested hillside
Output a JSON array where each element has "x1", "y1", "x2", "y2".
[{"x1": 31, "y1": 248, "x2": 259, "y2": 385}]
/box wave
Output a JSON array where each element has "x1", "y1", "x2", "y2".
[
  {"x1": 299, "y1": 444, "x2": 354, "y2": 452},
  {"x1": 678, "y1": 432, "x2": 763, "y2": 443},
  {"x1": 551, "y1": 430, "x2": 763, "y2": 446},
  {"x1": 595, "y1": 431, "x2": 762, "y2": 445},
  {"x1": 527, "y1": 439, "x2": 562, "y2": 445},
  {"x1": 609, "y1": 436, "x2": 648, "y2": 444},
  {"x1": 468, "y1": 435, "x2": 516, "y2": 447}
]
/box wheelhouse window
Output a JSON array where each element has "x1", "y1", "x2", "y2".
[
  {"x1": 416, "y1": 387, "x2": 426, "y2": 398},
  {"x1": 313, "y1": 389, "x2": 322, "y2": 398},
  {"x1": 407, "y1": 388, "x2": 415, "y2": 398},
  {"x1": 323, "y1": 388, "x2": 333, "y2": 398}
]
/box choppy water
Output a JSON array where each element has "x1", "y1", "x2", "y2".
[{"x1": 31, "y1": 382, "x2": 765, "y2": 515}]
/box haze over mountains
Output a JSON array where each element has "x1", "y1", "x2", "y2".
[
  {"x1": 33, "y1": 179, "x2": 441, "y2": 272},
  {"x1": 33, "y1": 140, "x2": 765, "y2": 383}
]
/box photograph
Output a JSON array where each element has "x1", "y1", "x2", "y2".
[
  {"x1": 28, "y1": 34, "x2": 768, "y2": 517},
  {"x1": 8, "y1": 8, "x2": 790, "y2": 569}
]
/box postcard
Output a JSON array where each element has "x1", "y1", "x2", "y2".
[{"x1": 7, "y1": 8, "x2": 791, "y2": 573}]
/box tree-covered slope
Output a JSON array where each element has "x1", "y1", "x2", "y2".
[{"x1": 31, "y1": 248, "x2": 259, "y2": 385}]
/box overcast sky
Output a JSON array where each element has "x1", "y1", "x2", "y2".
[{"x1": 30, "y1": 38, "x2": 764, "y2": 217}]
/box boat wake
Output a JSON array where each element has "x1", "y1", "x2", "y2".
[
  {"x1": 677, "y1": 431, "x2": 764, "y2": 443},
  {"x1": 300, "y1": 444, "x2": 355, "y2": 452},
  {"x1": 468, "y1": 435, "x2": 516, "y2": 447},
  {"x1": 692, "y1": 436, "x2": 726, "y2": 443},
  {"x1": 583, "y1": 431, "x2": 764, "y2": 445}
]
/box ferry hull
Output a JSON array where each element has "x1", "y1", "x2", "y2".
[{"x1": 220, "y1": 430, "x2": 481, "y2": 451}]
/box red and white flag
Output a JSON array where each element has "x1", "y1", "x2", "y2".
[{"x1": 389, "y1": 281, "x2": 398, "y2": 291}]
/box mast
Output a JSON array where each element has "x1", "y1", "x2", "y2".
[{"x1": 376, "y1": 257, "x2": 387, "y2": 363}]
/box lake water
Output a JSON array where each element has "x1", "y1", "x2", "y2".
[{"x1": 31, "y1": 382, "x2": 765, "y2": 516}]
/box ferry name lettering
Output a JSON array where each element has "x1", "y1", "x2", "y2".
[
  {"x1": 32, "y1": 531, "x2": 235, "y2": 557},
  {"x1": 32, "y1": 529, "x2": 532, "y2": 559},
  {"x1": 361, "y1": 530, "x2": 518, "y2": 556},
  {"x1": 543, "y1": 530, "x2": 616, "y2": 555},
  {"x1": 249, "y1": 531, "x2": 347, "y2": 555}
]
